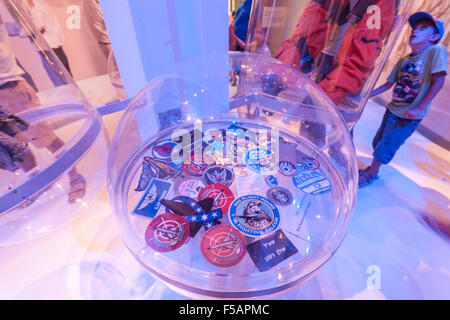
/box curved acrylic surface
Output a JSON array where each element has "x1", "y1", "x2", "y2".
[
  {"x1": 0, "y1": 103, "x2": 108, "y2": 246},
  {"x1": 0, "y1": 0, "x2": 111, "y2": 245},
  {"x1": 108, "y1": 52, "x2": 357, "y2": 298}
]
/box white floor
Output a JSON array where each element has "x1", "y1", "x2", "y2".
[{"x1": 0, "y1": 90, "x2": 449, "y2": 300}]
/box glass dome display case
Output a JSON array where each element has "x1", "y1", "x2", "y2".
[
  {"x1": 0, "y1": 0, "x2": 109, "y2": 246},
  {"x1": 108, "y1": 51, "x2": 358, "y2": 298}
]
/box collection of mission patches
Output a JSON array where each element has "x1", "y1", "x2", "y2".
[{"x1": 132, "y1": 125, "x2": 331, "y2": 271}]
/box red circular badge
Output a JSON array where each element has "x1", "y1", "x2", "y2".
[
  {"x1": 145, "y1": 213, "x2": 190, "y2": 252},
  {"x1": 201, "y1": 225, "x2": 246, "y2": 267},
  {"x1": 182, "y1": 153, "x2": 214, "y2": 177},
  {"x1": 198, "y1": 183, "x2": 235, "y2": 214}
]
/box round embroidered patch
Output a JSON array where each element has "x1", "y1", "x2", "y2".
[
  {"x1": 198, "y1": 183, "x2": 235, "y2": 214},
  {"x1": 201, "y1": 225, "x2": 247, "y2": 267},
  {"x1": 267, "y1": 187, "x2": 293, "y2": 206},
  {"x1": 228, "y1": 195, "x2": 280, "y2": 237},
  {"x1": 152, "y1": 140, "x2": 179, "y2": 160},
  {"x1": 145, "y1": 213, "x2": 190, "y2": 252},
  {"x1": 202, "y1": 165, "x2": 235, "y2": 187}
]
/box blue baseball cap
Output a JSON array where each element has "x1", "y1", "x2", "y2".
[{"x1": 408, "y1": 11, "x2": 445, "y2": 43}]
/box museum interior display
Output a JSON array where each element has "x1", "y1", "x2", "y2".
[{"x1": 0, "y1": 0, "x2": 449, "y2": 302}]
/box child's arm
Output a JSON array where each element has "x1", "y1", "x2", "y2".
[
  {"x1": 370, "y1": 81, "x2": 395, "y2": 98},
  {"x1": 403, "y1": 71, "x2": 446, "y2": 120},
  {"x1": 235, "y1": 34, "x2": 245, "y2": 49},
  {"x1": 371, "y1": 61, "x2": 400, "y2": 98}
]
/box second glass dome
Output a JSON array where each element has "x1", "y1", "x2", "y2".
[{"x1": 0, "y1": 0, "x2": 109, "y2": 245}]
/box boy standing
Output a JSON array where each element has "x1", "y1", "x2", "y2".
[{"x1": 359, "y1": 11, "x2": 448, "y2": 187}]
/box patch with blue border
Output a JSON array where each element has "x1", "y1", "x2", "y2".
[{"x1": 229, "y1": 195, "x2": 280, "y2": 237}]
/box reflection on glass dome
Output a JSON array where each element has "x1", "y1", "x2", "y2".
[
  {"x1": 0, "y1": 0, "x2": 108, "y2": 245},
  {"x1": 108, "y1": 52, "x2": 357, "y2": 298},
  {"x1": 246, "y1": 0, "x2": 413, "y2": 129}
]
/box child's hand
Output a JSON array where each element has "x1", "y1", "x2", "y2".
[
  {"x1": 403, "y1": 109, "x2": 421, "y2": 119},
  {"x1": 370, "y1": 82, "x2": 394, "y2": 98}
]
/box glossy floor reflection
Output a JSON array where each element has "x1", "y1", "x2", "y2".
[{"x1": 0, "y1": 95, "x2": 448, "y2": 300}]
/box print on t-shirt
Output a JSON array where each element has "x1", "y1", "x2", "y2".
[{"x1": 393, "y1": 60, "x2": 424, "y2": 104}]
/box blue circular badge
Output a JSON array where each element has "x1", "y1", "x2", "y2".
[
  {"x1": 229, "y1": 195, "x2": 280, "y2": 237},
  {"x1": 202, "y1": 165, "x2": 235, "y2": 187},
  {"x1": 245, "y1": 148, "x2": 276, "y2": 174}
]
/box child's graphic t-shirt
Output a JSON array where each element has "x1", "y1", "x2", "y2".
[{"x1": 387, "y1": 44, "x2": 448, "y2": 119}]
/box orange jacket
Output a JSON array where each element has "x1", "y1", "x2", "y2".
[
  {"x1": 275, "y1": 0, "x2": 395, "y2": 106},
  {"x1": 319, "y1": 0, "x2": 395, "y2": 105},
  {"x1": 274, "y1": 1, "x2": 328, "y2": 70}
]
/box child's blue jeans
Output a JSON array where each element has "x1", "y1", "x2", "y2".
[{"x1": 372, "y1": 109, "x2": 421, "y2": 165}]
